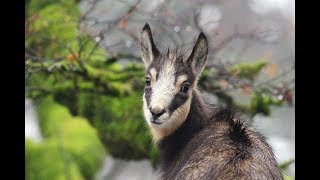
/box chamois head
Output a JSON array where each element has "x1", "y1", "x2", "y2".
[{"x1": 140, "y1": 23, "x2": 208, "y2": 142}]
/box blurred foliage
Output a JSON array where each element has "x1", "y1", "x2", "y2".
[
  {"x1": 31, "y1": 96, "x2": 106, "y2": 179},
  {"x1": 60, "y1": 118, "x2": 105, "y2": 179},
  {"x1": 278, "y1": 158, "x2": 295, "y2": 180},
  {"x1": 279, "y1": 158, "x2": 295, "y2": 171},
  {"x1": 26, "y1": 0, "x2": 154, "y2": 168},
  {"x1": 250, "y1": 89, "x2": 283, "y2": 116},
  {"x1": 37, "y1": 96, "x2": 72, "y2": 137},
  {"x1": 26, "y1": 0, "x2": 79, "y2": 58},
  {"x1": 228, "y1": 60, "x2": 268, "y2": 80},
  {"x1": 199, "y1": 60, "x2": 284, "y2": 117},
  {"x1": 284, "y1": 175, "x2": 295, "y2": 180},
  {"x1": 25, "y1": 0, "x2": 291, "y2": 178},
  {"x1": 26, "y1": 139, "x2": 84, "y2": 180},
  {"x1": 75, "y1": 91, "x2": 158, "y2": 163}
]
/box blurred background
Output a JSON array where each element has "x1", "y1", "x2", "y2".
[{"x1": 25, "y1": 0, "x2": 295, "y2": 179}]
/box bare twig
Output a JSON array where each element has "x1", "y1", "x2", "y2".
[
  {"x1": 78, "y1": 0, "x2": 101, "y2": 28},
  {"x1": 207, "y1": 69, "x2": 294, "y2": 94},
  {"x1": 96, "y1": 0, "x2": 141, "y2": 34}
]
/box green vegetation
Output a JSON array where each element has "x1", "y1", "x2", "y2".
[
  {"x1": 26, "y1": 139, "x2": 84, "y2": 180},
  {"x1": 37, "y1": 96, "x2": 72, "y2": 137},
  {"x1": 279, "y1": 158, "x2": 295, "y2": 171},
  {"x1": 279, "y1": 158, "x2": 295, "y2": 180},
  {"x1": 61, "y1": 118, "x2": 106, "y2": 179},
  {"x1": 228, "y1": 60, "x2": 268, "y2": 80},
  {"x1": 27, "y1": 96, "x2": 106, "y2": 179},
  {"x1": 250, "y1": 89, "x2": 283, "y2": 116},
  {"x1": 26, "y1": 0, "x2": 154, "y2": 167},
  {"x1": 75, "y1": 92, "x2": 154, "y2": 160},
  {"x1": 284, "y1": 175, "x2": 295, "y2": 180},
  {"x1": 199, "y1": 60, "x2": 283, "y2": 117}
]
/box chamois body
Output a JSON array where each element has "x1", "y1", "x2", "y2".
[
  {"x1": 157, "y1": 91, "x2": 281, "y2": 179},
  {"x1": 140, "y1": 23, "x2": 282, "y2": 180}
]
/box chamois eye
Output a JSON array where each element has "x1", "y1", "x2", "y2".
[
  {"x1": 181, "y1": 83, "x2": 190, "y2": 93},
  {"x1": 146, "y1": 77, "x2": 151, "y2": 86}
]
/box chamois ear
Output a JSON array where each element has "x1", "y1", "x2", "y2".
[
  {"x1": 140, "y1": 23, "x2": 160, "y2": 67},
  {"x1": 187, "y1": 32, "x2": 208, "y2": 77}
]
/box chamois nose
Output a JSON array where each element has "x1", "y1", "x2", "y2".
[{"x1": 149, "y1": 107, "x2": 166, "y2": 119}]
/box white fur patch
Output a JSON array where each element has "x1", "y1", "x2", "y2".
[
  {"x1": 149, "y1": 61, "x2": 176, "y2": 113},
  {"x1": 150, "y1": 97, "x2": 192, "y2": 143},
  {"x1": 150, "y1": 68, "x2": 157, "y2": 85}
]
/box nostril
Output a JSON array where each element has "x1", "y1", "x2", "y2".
[
  {"x1": 157, "y1": 110, "x2": 165, "y2": 117},
  {"x1": 150, "y1": 109, "x2": 166, "y2": 119}
]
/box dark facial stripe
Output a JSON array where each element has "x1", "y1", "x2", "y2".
[
  {"x1": 166, "y1": 56, "x2": 195, "y2": 115},
  {"x1": 148, "y1": 55, "x2": 163, "y2": 80},
  {"x1": 144, "y1": 87, "x2": 152, "y2": 107},
  {"x1": 168, "y1": 92, "x2": 189, "y2": 115},
  {"x1": 174, "y1": 58, "x2": 195, "y2": 86}
]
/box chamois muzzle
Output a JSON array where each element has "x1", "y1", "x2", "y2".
[{"x1": 149, "y1": 107, "x2": 166, "y2": 122}]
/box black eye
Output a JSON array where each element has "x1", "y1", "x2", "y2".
[
  {"x1": 181, "y1": 83, "x2": 190, "y2": 93},
  {"x1": 146, "y1": 77, "x2": 151, "y2": 86}
]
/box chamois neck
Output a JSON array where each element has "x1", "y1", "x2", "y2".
[{"x1": 158, "y1": 90, "x2": 206, "y2": 168}]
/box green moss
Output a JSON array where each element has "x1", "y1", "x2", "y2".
[
  {"x1": 27, "y1": 0, "x2": 79, "y2": 16},
  {"x1": 36, "y1": 96, "x2": 72, "y2": 137},
  {"x1": 26, "y1": 139, "x2": 84, "y2": 180},
  {"x1": 76, "y1": 91, "x2": 155, "y2": 160},
  {"x1": 228, "y1": 60, "x2": 267, "y2": 80},
  {"x1": 60, "y1": 117, "x2": 106, "y2": 179},
  {"x1": 101, "y1": 119, "x2": 151, "y2": 159},
  {"x1": 35, "y1": 97, "x2": 106, "y2": 179},
  {"x1": 26, "y1": 0, "x2": 157, "y2": 171},
  {"x1": 250, "y1": 90, "x2": 283, "y2": 116},
  {"x1": 26, "y1": 2, "x2": 79, "y2": 58}
]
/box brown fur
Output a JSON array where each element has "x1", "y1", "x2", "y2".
[
  {"x1": 157, "y1": 93, "x2": 283, "y2": 180},
  {"x1": 140, "y1": 23, "x2": 283, "y2": 180}
]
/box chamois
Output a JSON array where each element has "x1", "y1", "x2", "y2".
[{"x1": 140, "y1": 23, "x2": 282, "y2": 180}]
